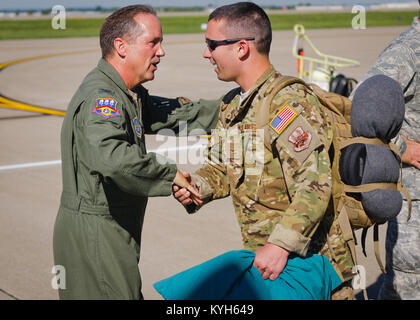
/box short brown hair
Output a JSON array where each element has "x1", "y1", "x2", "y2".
[
  {"x1": 100, "y1": 5, "x2": 156, "y2": 59},
  {"x1": 208, "y1": 2, "x2": 272, "y2": 55}
]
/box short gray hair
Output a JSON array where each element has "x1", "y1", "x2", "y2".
[{"x1": 100, "y1": 5, "x2": 156, "y2": 59}]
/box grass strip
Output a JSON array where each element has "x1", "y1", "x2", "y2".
[{"x1": 0, "y1": 11, "x2": 416, "y2": 40}]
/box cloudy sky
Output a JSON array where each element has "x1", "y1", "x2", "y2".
[{"x1": 0, "y1": 0, "x2": 413, "y2": 10}]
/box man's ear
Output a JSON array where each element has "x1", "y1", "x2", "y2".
[
  {"x1": 114, "y1": 37, "x2": 127, "y2": 58},
  {"x1": 237, "y1": 40, "x2": 250, "y2": 60}
]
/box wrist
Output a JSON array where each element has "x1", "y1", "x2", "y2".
[
  {"x1": 267, "y1": 242, "x2": 290, "y2": 255},
  {"x1": 400, "y1": 135, "x2": 408, "y2": 157}
]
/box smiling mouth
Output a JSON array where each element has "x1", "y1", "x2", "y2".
[
  {"x1": 151, "y1": 60, "x2": 160, "y2": 70},
  {"x1": 209, "y1": 59, "x2": 218, "y2": 71}
]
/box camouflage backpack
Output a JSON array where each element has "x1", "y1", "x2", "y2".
[{"x1": 254, "y1": 75, "x2": 412, "y2": 278}]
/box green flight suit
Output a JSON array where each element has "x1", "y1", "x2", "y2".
[{"x1": 53, "y1": 58, "x2": 221, "y2": 300}]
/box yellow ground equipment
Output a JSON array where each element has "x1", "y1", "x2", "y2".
[{"x1": 292, "y1": 24, "x2": 360, "y2": 93}]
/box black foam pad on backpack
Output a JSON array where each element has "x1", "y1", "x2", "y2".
[{"x1": 339, "y1": 143, "x2": 366, "y2": 186}]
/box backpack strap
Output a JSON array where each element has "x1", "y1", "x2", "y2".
[
  {"x1": 337, "y1": 200, "x2": 358, "y2": 267},
  {"x1": 361, "y1": 224, "x2": 387, "y2": 274},
  {"x1": 373, "y1": 223, "x2": 386, "y2": 274},
  {"x1": 338, "y1": 136, "x2": 401, "y2": 157},
  {"x1": 343, "y1": 183, "x2": 411, "y2": 221},
  {"x1": 398, "y1": 183, "x2": 412, "y2": 221},
  {"x1": 310, "y1": 84, "x2": 348, "y2": 121},
  {"x1": 343, "y1": 182, "x2": 398, "y2": 193},
  {"x1": 361, "y1": 228, "x2": 368, "y2": 257},
  {"x1": 337, "y1": 200, "x2": 370, "y2": 299},
  {"x1": 255, "y1": 75, "x2": 307, "y2": 151},
  {"x1": 222, "y1": 87, "x2": 241, "y2": 105},
  {"x1": 338, "y1": 136, "x2": 386, "y2": 149}
]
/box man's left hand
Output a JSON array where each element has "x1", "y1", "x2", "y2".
[{"x1": 253, "y1": 243, "x2": 289, "y2": 281}]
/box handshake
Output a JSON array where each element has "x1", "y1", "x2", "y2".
[{"x1": 172, "y1": 170, "x2": 203, "y2": 207}]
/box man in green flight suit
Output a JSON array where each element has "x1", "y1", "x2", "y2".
[
  {"x1": 53, "y1": 5, "x2": 218, "y2": 299},
  {"x1": 173, "y1": 2, "x2": 355, "y2": 299}
]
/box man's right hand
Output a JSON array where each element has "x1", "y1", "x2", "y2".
[
  {"x1": 172, "y1": 170, "x2": 202, "y2": 206},
  {"x1": 401, "y1": 135, "x2": 420, "y2": 170}
]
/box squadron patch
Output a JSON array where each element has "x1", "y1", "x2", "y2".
[
  {"x1": 276, "y1": 114, "x2": 322, "y2": 166},
  {"x1": 288, "y1": 126, "x2": 312, "y2": 152},
  {"x1": 132, "y1": 117, "x2": 143, "y2": 138},
  {"x1": 92, "y1": 98, "x2": 120, "y2": 119},
  {"x1": 269, "y1": 104, "x2": 298, "y2": 135}
]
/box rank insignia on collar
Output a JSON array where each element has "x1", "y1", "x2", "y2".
[
  {"x1": 92, "y1": 98, "x2": 120, "y2": 119},
  {"x1": 269, "y1": 104, "x2": 298, "y2": 135},
  {"x1": 132, "y1": 117, "x2": 143, "y2": 138}
]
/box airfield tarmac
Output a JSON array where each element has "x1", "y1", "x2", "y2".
[{"x1": 0, "y1": 25, "x2": 410, "y2": 300}]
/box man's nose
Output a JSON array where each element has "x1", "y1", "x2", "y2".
[
  {"x1": 203, "y1": 45, "x2": 211, "y2": 59},
  {"x1": 157, "y1": 43, "x2": 165, "y2": 57}
]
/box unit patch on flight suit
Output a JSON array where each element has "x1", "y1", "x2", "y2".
[
  {"x1": 132, "y1": 117, "x2": 143, "y2": 138},
  {"x1": 92, "y1": 98, "x2": 120, "y2": 119}
]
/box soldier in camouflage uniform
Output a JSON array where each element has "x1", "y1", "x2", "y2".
[
  {"x1": 349, "y1": 14, "x2": 420, "y2": 300},
  {"x1": 173, "y1": 2, "x2": 355, "y2": 299}
]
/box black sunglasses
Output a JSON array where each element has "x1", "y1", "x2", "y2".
[{"x1": 205, "y1": 37, "x2": 255, "y2": 51}]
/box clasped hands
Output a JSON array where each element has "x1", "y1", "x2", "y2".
[{"x1": 172, "y1": 170, "x2": 202, "y2": 206}]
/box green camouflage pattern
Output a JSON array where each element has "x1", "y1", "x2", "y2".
[
  {"x1": 309, "y1": 206, "x2": 356, "y2": 282},
  {"x1": 193, "y1": 67, "x2": 355, "y2": 282}
]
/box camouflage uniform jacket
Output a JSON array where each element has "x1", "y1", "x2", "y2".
[
  {"x1": 191, "y1": 66, "x2": 351, "y2": 267},
  {"x1": 351, "y1": 17, "x2": 420, "y2": 200}
]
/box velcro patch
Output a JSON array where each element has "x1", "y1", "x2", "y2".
[
  {"x1": 276, "y1": 115, "x2": 322, "y2": 166},
  {"x1": 132, "y1": 117, "x2": 143, "y2": 138},
  {"x1": 237, "y1": 123, "x2": 257, "y2": 131},
  {"x1": 288, "y1": 126, "x2": 312, "y2": 152},
  {"x1": 269, "y1": 104, "x2": 298, "y2": 135},
  {"x1": 92, "y1": 98, "x2": 120, "y2": 119}
]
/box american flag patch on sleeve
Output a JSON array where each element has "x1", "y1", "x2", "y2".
[{"x1": 269, "y1": 104, "x2": 298, "y2": 135}]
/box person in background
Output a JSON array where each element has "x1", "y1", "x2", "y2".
[{"x1": 349, "y1": 10, "x2": 420, "y2": 299}]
